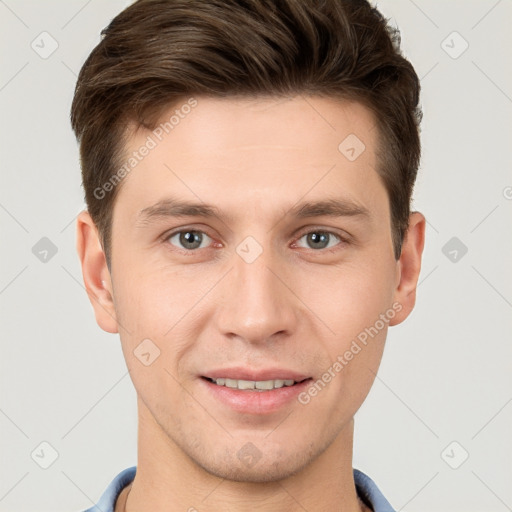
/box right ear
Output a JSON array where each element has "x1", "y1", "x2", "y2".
[{"x1": 76, "y1": 210, "x2": 118, "y2": 333}]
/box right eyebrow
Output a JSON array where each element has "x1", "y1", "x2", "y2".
[{"x1": 135, "y1": 198, "x2": 225, "y2": 227}]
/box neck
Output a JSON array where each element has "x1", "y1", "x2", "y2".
[{"x1": 122, "y1": 397, "x2": 366, "y2": 512}]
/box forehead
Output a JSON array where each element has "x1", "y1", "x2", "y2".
[
  {"x1": 114, "y1": 95, "x2": 385, "y2": 222},
  {"x1": 138, "y1": 95, "x2": 378, "y2": 158}
]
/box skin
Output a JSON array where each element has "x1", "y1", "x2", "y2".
[{"x1": 76, "y1": 95, "x2": 425, "y2": 512}]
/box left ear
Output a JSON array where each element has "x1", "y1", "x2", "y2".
[{"x1": 389, "y1": 212, "x2": 426, "y2": 326}]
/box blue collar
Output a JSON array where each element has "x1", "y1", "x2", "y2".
[{"x1": 83, "y1": 466, "x2": 395, "y2": 512}]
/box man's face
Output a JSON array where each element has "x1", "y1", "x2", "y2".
[{"x1": 100, "y1": 96, "x2": 407, "y2": 481}]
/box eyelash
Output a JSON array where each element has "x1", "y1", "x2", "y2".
[{"x1": 162, "y1": 227, "x2": 349, "y2": 254}]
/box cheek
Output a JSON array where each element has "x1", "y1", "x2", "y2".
[
  {"x1": 112, "y1": 265, "x2": 205, "y2": 380},
  {"x1": 112, "y1": 271, "x2": 190, "y2": 408},
  {"x1": 300, "y1": 258, "x2": 396, "y2": 329},
  {"x1": 309, "y1": 315, "x2": 389, "y2": 422},
  {"x1": 301, "y1": 260, "x2": 395, "y2": 398},
  {"x1": 113, "y1": 262, "x2": 181, "y2": 331}
]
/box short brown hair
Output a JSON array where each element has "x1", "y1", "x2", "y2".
[{"x1": 71, "y1": 0, "x2": 422, "y2": 266}]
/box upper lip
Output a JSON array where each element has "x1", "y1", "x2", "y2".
[{"x1": 203, "y1": 367, "x2": 311, "y2": 382}]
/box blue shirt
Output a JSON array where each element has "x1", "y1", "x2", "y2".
[{"x1": 82, "y1": 466, "x2": 395, "y2": 512}]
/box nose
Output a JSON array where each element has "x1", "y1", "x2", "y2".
[{"x1": 215, "y1": 242, "x2": 298, "y2": 345}]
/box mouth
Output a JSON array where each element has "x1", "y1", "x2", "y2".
[
  {"x1": 199, "y1": 374, "x2": 314, "y2": 414},
  {"x1": 201, "y1": 376, "x2": 311, "y2": 391}
]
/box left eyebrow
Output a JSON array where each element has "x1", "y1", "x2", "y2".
[{"x1": 288, "y1": 198, "x2": 370, "y2": 220}]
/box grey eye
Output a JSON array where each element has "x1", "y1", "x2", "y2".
[
  {"x1": 168, "y1": 230, "x2": 212, "y2": 250},
  {"x1": 297, "y1": 231, "x2": 341, "y2": 250}
]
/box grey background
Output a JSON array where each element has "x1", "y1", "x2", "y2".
[{"x1": 1, "y1": 1, "x2": 511, "y2": 511}]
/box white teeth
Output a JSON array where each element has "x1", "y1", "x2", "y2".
[
  {"x1": 211, "y1": 378, "x2": 297, "y2": 390},
  {"x1": 225, "y1": 378, "x2": 238, "y2": 388},
  {"x1": 255, "y1": 380, "x2": 274, "y2": 390},
  {"x1": 238, "y1": 379, "x2": 256, "y2": 390}
]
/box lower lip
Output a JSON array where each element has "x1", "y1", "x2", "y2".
[{"x1": 200, "y1": 377, "x2": 312, "y2": 414}]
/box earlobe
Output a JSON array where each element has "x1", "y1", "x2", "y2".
[
  {"x1": 389, "y1": 212, "x2": 426, "y2": 326},
  {"x1": 76, "y1": 210, "x2": 118, "y2": 333}
]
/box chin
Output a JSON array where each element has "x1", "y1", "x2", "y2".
[
  {"x1": 201, "y1": 458, "x2": 304, "y2": 483},
  {"x1": 193, "y1": 442, "x2": 319, "y2": 484}
]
